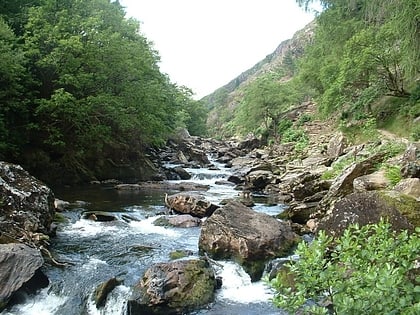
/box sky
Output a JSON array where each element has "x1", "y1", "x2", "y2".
[{"x1": 119, "y1": 0, "x2": 319, "y2": 99}]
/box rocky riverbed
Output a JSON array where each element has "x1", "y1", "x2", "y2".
[{"x1": 0, "y1": 123, "x2": 419, "y2": 313}]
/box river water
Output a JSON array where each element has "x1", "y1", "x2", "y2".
[{"x1": 3, "y1": 159, "x2": 287, "y2": 315}]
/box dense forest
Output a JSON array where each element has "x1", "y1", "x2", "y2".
[
  {"x1": 0, "y1": 0, "x2": 207, "y2": 184},
  {"x1": 1, "y1": 0, "x2": 419, "y2": 185},
  {"x1": 205, "y1": 0, "x2": 419, "y2": 143}
]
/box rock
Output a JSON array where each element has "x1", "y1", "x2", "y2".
[
  {"x1": 380, "y1": 191, "x2": 420, "y2": 227},
  {"x1": 0, "y1": 244, "x2": 48, "y2": 310},
  {"x1": 0, "y1": 162, "x2": 55, "y2": 242},
  {"x1": 353, "y1": 169, "x2": 390, "y2": 192},
  {"x1": 245, "y1": 170, "x2": 273, "y2": 190},
  {"x1": 82, "y1": 211, "x2": 117, "y2": 222},
  {"x1": 199, "y1": 201, "x2": 299, "y2": 281},
  {"x1": 169, "y1": 250, "x2": 194, "y2": 260},
  {"x1": 400, "y1": 142, "x2": 420, "y2": 178},
  {"x1": 393, "y1": 178, "x2": 420, "y2": 200},
  {"x1": 54, "y1": 198, "x2": 70, "y2": 211},
  {"x1": 165, "y1": 193, "x2": 218, "y2": 218},
  {"x1": 316, "y1": 191, "x2": 414, "y2": 237},
  {"x1": 237, "y1": 136, "x2": 261, "y2": 151},
  {"x1": 154, "y1": 215, "x2": 201, "y2": 228},
  {"x1": 317, "y1": 152, "x2": 386, "y2": 213},
  {"x1": 327, "y1": 132, "x2": 348, "y2": 158},
  {"x1": 127, "y1": 259, "x2": 216, "y2": 315},
  {"x1": 171, "y1": 167, "x2": 191, "y2": 180},
  {"x1": 94, "y1": 277, "x2": 122, "y2": 308},
  {"x1": 279, "y1": 202, "x2": 319, "y2": 225},
  {"x1": 115, "y1": 181, "x2": 209, "y2": 192}
]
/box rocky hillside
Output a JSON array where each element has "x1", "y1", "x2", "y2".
[{"x1": 203, "y1": 21, "x2": 316, "y2": 133}]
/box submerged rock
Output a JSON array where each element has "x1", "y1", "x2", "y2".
[
  {"x1": 199, "y1": 201, "x2": 299, "y2": 281},
  {"x1": 127, "y1": 259, "x2": 217, "y2": 315},
  {"x1": 93, "y1": 277, "x2": 122, "y2": 308}
]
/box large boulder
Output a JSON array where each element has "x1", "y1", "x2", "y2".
[
  {"x1": 326, "y1": 132, "x2": 348, "y2": 158},
  {"x1": 164, "y1": 193, "x2": 218, "y2": 218},
  {"x1": 316, "y1": 191, "x2": 414, "y2": 237},
  {"x1": 317, "y1": 152, "x2": 386, "y2": 214},
  {"x1": 353, "y1": 169, "x2": 390, "y2": 192},
  {"x1": 198, "y1": 201, "x2": 299, "y2": 281},
  {"x1": 394, "y1": 178, "x2": 420, "y2": 200},
  {"x1": 127, "y1": 259, "x2": 217, "y2": 315},
  {"x1": 0, "y1": 162, "x2": 55, "y2": 243},
  {"x1": 0, "y1": 243, "x2": 48, "y2": 310}
]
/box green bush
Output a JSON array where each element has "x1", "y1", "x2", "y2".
[
  {"x1": 269, "y1": 220, "x2": 420, "y2": 315},
  {"x1": 383, "y1": 164, "x2": 403, "y2": 187}
]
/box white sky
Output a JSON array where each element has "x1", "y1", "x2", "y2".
[{"x1": 119, "y1": 0, "x2": 319, "y2": 99}]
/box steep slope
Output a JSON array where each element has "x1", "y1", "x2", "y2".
[{"x1": 203, "y1": 21, "x2": 316, "y2": 137}]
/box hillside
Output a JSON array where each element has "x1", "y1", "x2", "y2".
[
  {"x1": 202, "y1": 0, "x2": 419, "y2": 144},
  {"x1": 203, "y1": 21, "x2": 316, "y2": 137}
]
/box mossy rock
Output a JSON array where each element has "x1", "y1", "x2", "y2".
[
  {"x1": 380, "y1": 191, "x2": 420, "y2": 227},
  {"x1": 169, "y1": 250, "x2": 193, "y2": 260},
  {"x1": 128, "y1": 259, "x2": 216, "y2": 314},
  {"x1": 317, "y1": 191, "x2": 414, "y2": 237}
]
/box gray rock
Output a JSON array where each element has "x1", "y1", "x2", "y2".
[
  {"x1": 327, "y1": 132, "x2": 348, "y2": 158},
  {"x1": 353, "y1": 170, "x2": 390, "y2": 192},
  {"x1": 0, "y1": 244, "x2": 48, "y2": 310},
  {"x1": 316, "y1": 191, "x2": 414, "y2": 237},
  {"x1": 393, "y1": 178, "x2": 420, "y2": 200},
  {"x1": 0, "y1": 162, "x2": 55, "y2": 241},
  {"x1": 165, "y1": 193, "x2": 218, "y2": 218},
  {"x1": 199, "y1": 201, "x2": 299, "y2": 281}
]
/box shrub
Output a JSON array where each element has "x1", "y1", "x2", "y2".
[
  {"x1": 383, "y1": 164, "x2": 403, "y2": 187},
  {"x1": 269, "y1": 220, "x2": 420, "y2": 315}
]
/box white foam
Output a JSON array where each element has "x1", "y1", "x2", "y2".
[
  {"x1": 217, "y1": 261, "x2": 274, "y2": 303},
  {"x1": 62, "y1": 219, "x2": 119, "y2": 237},
  {"x1": 3, "y1": 287, "x2": 67, "y2": 315},
  {"x1": 129, "y1": 216, "x2": 180, "y2": 237},
  {"x1": 82, "y1": 257, "x2": 108, "y2": 271},
  {"x1": 87, "y1": 285, "x2": 130, "y2": 315}
]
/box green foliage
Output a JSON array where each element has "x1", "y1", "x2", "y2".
[
  {"x1": 382, "y1": 164, "x2": 403, "y2": 187},
  {"x1": 321, "y1": 153, "x2": 361, "y2": 180},
  {"x1": 0, "y1": 0, "x2": 207, "y2": 183},
  {"x1": 269, "y1": 220, "x2": 420, "y2": 314}
]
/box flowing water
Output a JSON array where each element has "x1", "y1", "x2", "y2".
[{"x1": 3, "y1": 159, "x2": 287, "y2": 315}]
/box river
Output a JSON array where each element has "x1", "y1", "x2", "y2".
[{"x1": 3, "y1": 158, "x2": 287, "y2": 315}]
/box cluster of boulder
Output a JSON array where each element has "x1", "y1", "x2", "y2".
[
  {"x1": 88, "y1": 129, "x2": 420, "y2": 314},
  {"x1": 0, "y1": 162, "x2": 56, "y2": 310},
  {"x1": 1, "y1": 123, "x2": 418, "y2": 314}
]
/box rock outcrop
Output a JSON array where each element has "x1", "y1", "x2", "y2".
[
  {"x1": 199, "y1": 201, "x2": 299, "y2": 281},
  {"x1": 0, "y1": 162, "x2": 56, "y2": 243},
  {"x1": 127, "y1": 259, "x2": 217, "y2": 315}
]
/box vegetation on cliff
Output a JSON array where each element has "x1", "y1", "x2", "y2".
[
  {"x1": 205, "y1": 0, "x2": 419, "y2": 142},
  {"x1": 0, "y1": 0, "x2": 208, "y2": 184}
]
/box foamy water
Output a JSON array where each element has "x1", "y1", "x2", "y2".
[
  {"x1": 3, "y1": 288, "x2": 68, "y2": 315},
  {"x1": 216, "y1": 261, "x2": 274, "y2": 303}
]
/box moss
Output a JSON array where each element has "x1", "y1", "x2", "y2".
[
  {"x1": 54, "y1": 212, "x2": 68, "y2": 223},
  {"x1": 380, "y1": 192, "x2": 420, "y2": 227},
  {"x1": 169, "y1": 250, "x2": 192, "y2": 260},
  {"x1": 169, "y1": 260, "x2": 216, "y2": 310}
]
